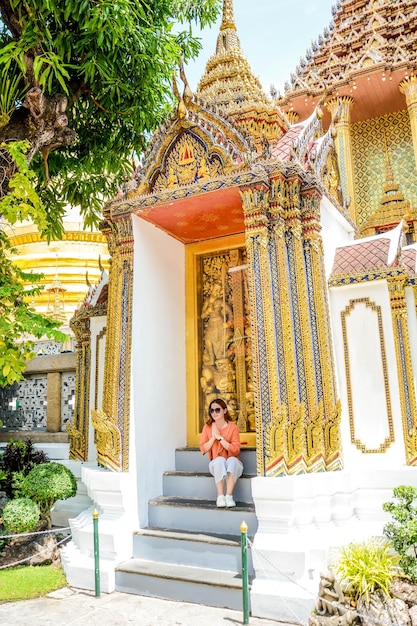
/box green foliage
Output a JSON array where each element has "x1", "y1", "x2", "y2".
[
  {"x1": 21, "y1": 462, "x2": 77, "y2": 527},
  {"x1": 0, "y1": 230, "x2": 67, "y2": 385},
  {"x1": 0, "y1": 141, "x2": 47, "y2": 229},
  {"x1": 0, "y1": 65, "x2": 25, "y2": 126},
  {"x1": 0, "y1": 438, "x2": 49, "y2": 498},
  {"x1": 2, "y1": 496, "x2": 40, "y2": 533},
  {"x1": 335, "y1": 539, "x2": 400, "y2": 603},
  {"x1": 383, "y1": 485, "x2": 417, "y2": 581}
]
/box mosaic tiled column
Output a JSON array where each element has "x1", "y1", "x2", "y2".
[
  {"x1": 400, "y1": 77, "x2": 417, "y2": 174},
  {"x1": 243, "y1": 171, "x2": 342, "y2": 476},
  {"x1": 387, "y1": 274, "x2": 417, "y2": 465},
  {"x1": 327, "y1": 96, "x2": 356, "y2": 222},
  {"x1": 269, "y1": 173, "x2": 313, "y2": 473},
  {"x1": 241, "y1": 182, "x2": 282, "y2": 476},
  {"x1": 301, "y1": 186, "x2": 342, "y2": 471},
  {"x1": 93, "y1": 215, "x2": 134, "y2": 471},
  {"x1": 67, "y1": 312, "x2": 91, "y2": 461}
]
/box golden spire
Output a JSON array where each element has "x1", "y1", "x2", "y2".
[
  {"x1": 196, "y1": 0, "x2": 271, "y2": 114},
  {"x1": 220, "y1": 0, "x2": 236, "y2": 32},
  {"x1": 215, "y1": 0, "x2": 240, "y2": 55}
]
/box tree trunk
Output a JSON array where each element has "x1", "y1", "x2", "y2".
[{"x1": 0, "y1": 87, "x2": 76, "y2": 196}]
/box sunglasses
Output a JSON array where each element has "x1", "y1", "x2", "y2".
[{"x1": 210, "y1": 407, "x2": 222, "y2": 414}]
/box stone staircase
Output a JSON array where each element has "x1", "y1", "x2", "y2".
[{"x1": 115, "y1": 447, "x2": 257, "y2": 610}]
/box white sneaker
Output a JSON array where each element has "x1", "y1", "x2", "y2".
[
  {"x1": 216, "y1": 495, "x2": 226, "y2": 508},
  {"x1": 225, "y1": 495, "x2": 236, "y2": 508}
]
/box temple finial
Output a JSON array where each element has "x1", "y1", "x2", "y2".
[
  {"x1": 221, "y1": 0, "x2": 236, "y2": 31},
  {"x1": 384, "y1": 146, "x2": 394, "y2": 183}
]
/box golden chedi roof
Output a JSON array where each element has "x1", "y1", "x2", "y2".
[
  {"x1": 6, "y1": 209, "x2": 109, "y2": 326},
  {"x1": 361, "y1": 152, "x2": 413, "y2": 236},
  {"x1": 278, "y1": 0, "x2": 417, "y2": 123},
  {"x1": 196, "y1": 0, "x2": 289, "y2": 144}
]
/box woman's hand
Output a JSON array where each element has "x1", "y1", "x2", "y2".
[{"x1": 212, "y1": 423, "x2": 220, "y2": 439}]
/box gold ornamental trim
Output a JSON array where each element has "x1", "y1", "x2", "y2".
[
  {"x1": 91, "y1": 409, "x2": 122, "y2": 471},
  {"x1": 341, "y1": 297, "x2": 394, "y2": 454},
  {"x1": 387, "y1": 276, "x2": 417, "y2": 465},
  {"x1": 98, "y1": 216, "x2": 134, "y2": 471},
  {"x1": 68, "y1": 312, "x2": 93, "y2": 462},
  {"x1": 9, "y1": 231, "x2": 108, "y2": 247},
  {"x1": 329, "y1": 267, "x2": 406, "y2": 287}
]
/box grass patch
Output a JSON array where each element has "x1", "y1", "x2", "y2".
[{"x1": 0, "y1": 564, "x2": 67, "y2": 602}]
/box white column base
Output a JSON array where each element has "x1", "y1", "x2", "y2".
[
  {"x1": 250, "y1": 468, "x2": 417, "y2": 623},
  {"x1": 60, "y1": 466, "x2": 138, "y2": 593}
]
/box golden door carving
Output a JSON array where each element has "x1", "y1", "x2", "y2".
[{"x1": 186, "y1": 235, "x2": 255, "y2": 447}]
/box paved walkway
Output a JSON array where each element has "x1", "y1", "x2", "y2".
[{"x1": 0, "y1": 587, "x2": 292, "y2": 626}]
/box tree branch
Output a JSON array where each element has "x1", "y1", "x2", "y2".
[{"x1": 0, "y1": 88, "x2": 77, "y2": 195}]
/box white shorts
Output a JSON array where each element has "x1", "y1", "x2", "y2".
[{"x1": 209, "y1": 456, "x2": 243, "y2": 483}]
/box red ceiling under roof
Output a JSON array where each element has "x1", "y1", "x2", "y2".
[
  {"x1": 133, "y1": 186, "x2": 244, "y2": 244},
  {"x1": 282, "y1": 67, "x2": 408, "y2": 128}
]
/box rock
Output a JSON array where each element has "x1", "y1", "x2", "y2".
[
  {"x1": 0, "y1": 491, "x2": 9, "y2": 512},
  {"x1": 391, "y1": 580, "x2": 417, "y2": 606},
  {"x1": 0, "y1": 491, "x2": 9, "y2": 533},
  {"x1": 357, "y1": 590, "x2": 410, "y2": 626},
  {"x1": 410, "y1": 605, "x2": 417, "y2": 626},
  {"x1": 0, "y1": 532, "x2": 59, "y2": 567}
]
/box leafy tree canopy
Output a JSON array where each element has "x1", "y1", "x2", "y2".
[{"x1": 0, "y1": 0, "x2": 221, "y2": 236}]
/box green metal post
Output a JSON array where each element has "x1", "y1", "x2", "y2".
[
  {"x1": 93, "y1": 509, "x2": 100, "y2": 597},
  {"x1": 241, "y1": 520, "x2": 249, "y2": 624}
]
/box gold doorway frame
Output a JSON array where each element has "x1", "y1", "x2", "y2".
[{"x1": 185, "y1": 233, "x2": 256, "y2": 448}]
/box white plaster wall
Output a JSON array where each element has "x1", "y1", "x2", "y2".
[
  {"x1": 88, "y1": 315, "x2": 107, "y2": 462},
  {"x1": 329, "y1": 280, "x2": 406, "y2": 469},
  {"x1": 131, "y1": 216, "x2": 186, "y2": 527},
  {"x1": 320, "y1": 195, "x2": 355, "y2": 277}
]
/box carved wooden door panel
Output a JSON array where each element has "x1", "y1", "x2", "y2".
[{"x1": 186, "y1": 236, "x2": 255, "y2": 447}]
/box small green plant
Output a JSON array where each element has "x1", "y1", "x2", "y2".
[
  {"x1": 383, "y1": 485, "x2": 417, "y2": 581},
  {"x1": 0, "y1": 438, "x2": 49, "y2": 498},
  {"x1": 21, "y1": 462, "x2": 77, "y2": 528},
  {"x1": 335, "y1": 539, "x2": 400, "y2": 602},
  {"x1": 2, "y1": 497, "x2": 40, "y2": 534}
]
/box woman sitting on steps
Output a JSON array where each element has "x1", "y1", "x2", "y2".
[{"x1": 199, "y1": 398, "x2": 243, "y2": 508}]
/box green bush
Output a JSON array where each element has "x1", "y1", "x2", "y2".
[
  {"x1": 335, "y1": 539, "x2": 400, "y2": 602},
  {"x1": 21, "y1": 462, "x2": 77, "y2": 527},
  {"x1": 0, "y1": 439, "x2": 49, "y2": 499},
  {"x1": 383, "y1": 485, "x2": 417, "y2": 581},
  {"x1": 2, "y1": 497, "x2": 40, "y2": 534}
]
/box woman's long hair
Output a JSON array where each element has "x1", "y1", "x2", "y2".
[{"x1": 206, "y1": 398, "x2": 231, "y2": 425}]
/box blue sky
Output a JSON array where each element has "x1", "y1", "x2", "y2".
[{"x1": 185, "y1": 0, "x2": 336, "y2": 96}]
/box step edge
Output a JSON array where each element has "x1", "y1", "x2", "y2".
[
  {"x1": 148, "y1": 496, "x2": 255, "y2": 509},
  {"x1": 164, "y1": 471, "x2": 256, "y2": 478},
  {"x1": 134, "y1": 528, "x2": 241, "y2": 546},
  {"x1": 116, "y1": 558, "x2": 251, "y2": 589}
]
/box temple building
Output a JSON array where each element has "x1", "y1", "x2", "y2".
[{"x1": 21, "y1": 0, "x2": 417, "y2": 621}]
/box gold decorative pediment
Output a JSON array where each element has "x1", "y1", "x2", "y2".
[{"x1": 151, "y1": 131, "x2": 224, "y2": 193}]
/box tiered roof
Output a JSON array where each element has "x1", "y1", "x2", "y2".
[
  {"x1": 196, "y1": 0, "x2": 288, "y2": 146},
  {"x1": 196, "y1": 0, "x2": 272, "y2": 114},
  {"x1": 278, "y1": 0, "x2": 417, "y2": 123}
]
